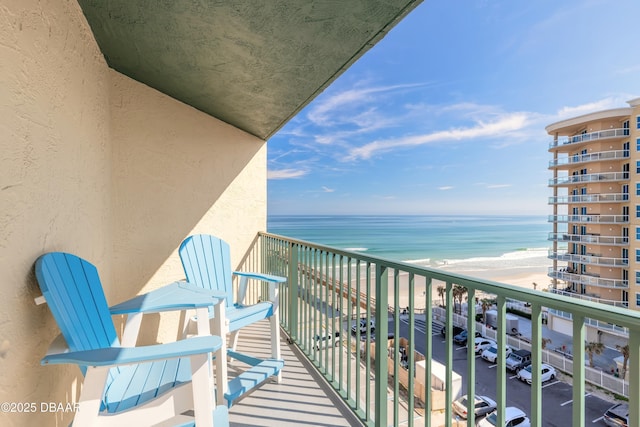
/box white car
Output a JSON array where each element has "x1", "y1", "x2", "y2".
[
  {"x1": 452, "y1": 394, "x2": 496, "y2": 419},
  {"x1": 313, "y1": 332, "x2": 341, "y2": 350},
  {"x1": 351, "y1": 318, "x2": 375, "y2": 335},
  {"x1": 472, "y1": 337, "x2": 496, "y2": 355},
  {"x1": 516, "y1": 363, "x2": 557, "y2": 385},
  {"x1": 481, "y1": 344, "x2": 512, "y2": 363},
  {"x1": 477, "y1": 407, "x2": 530, "y2": 427}
]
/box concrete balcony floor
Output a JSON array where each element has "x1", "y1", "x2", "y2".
[{"x1": 227, "y1": 321, "x2": 362, "y2": 427}]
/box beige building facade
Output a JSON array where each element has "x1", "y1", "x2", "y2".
[
  {"x1": 1, "y1": 0, "x2": 422, "y2": 425},
  {"x1": 547, "y1": 99, "x2": 640, "y2": 335}
]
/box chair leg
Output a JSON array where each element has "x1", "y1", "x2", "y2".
[
  {"x1": 270, "y1": 314, "x2": 282, "y2": 383},
  {"x1": 229, "y1": 330, "x2": 240, "y2": 353}
]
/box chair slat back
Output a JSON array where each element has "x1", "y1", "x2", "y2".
[
  {"x1": 179, "y1": 235, "x2": 234, "y2": 308},
  {"x1": 35, "y1": 252, "x2": 120, "y2": 352}
]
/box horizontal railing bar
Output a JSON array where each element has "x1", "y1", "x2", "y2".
[{"x1": 260, "y1": 232, "x2": 640, "y2": 330}]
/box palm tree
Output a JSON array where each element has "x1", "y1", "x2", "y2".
[
  {"x1": 616, "y1": 344, "x2": 629, "y2": 379},
  {"x1": 541, "y1": 337, "x2": 552, "y2": 350},
  {"x1": 452, "y1": 285, "x2": 467, "y2": 315},
  {"x1": 437, "y1": 286, "x2": 445, "y2": 307},
  {"x1": 585, "y1": 341, "x2": 605, "y2": 368},
  {"x1": 480, "y1": 298, "x2": 493, "y2": 325}
]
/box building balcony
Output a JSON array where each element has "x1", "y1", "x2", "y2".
[
  {"x1": 548, "y1": 267, "x2": 628, "y2": 289},
  {"x1": 549, "y1": 149, "x2": 629, "y2": 168},
  {"x1": 548, "y1": 193, "x2": 628, "y2": 204},
  {"x1": 548, "y1": 128, "x2": 629, "y2": 150},
  {"x1": 548, "y1": 214, "x2": 629, "y2": 224},
  {"x1": 548, "y1": 250, "x2": 628, "y2": 267},
  {"x1": 232, "y1": 233, "x2": 640, "y2": 427},
  {"x1": 548, "y1": 171, "x2": 629, "y2": 186},
  {"x1": 548, "y1": 288, "x2": 628, "y2": 308},
  {"x1": 548, "y1": 232, "x2": 628, "y2": 246}
]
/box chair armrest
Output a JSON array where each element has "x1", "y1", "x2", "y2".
[
  {"x1": 41, "y1": 335, "x2": 222, "y2": 367},
  {"x1": 110, "y1": 281, "x2": 226, "y2": 315},
  {"x1": 233, "y1": 271, "x2": 286, "y2": 283},
  {"x1": 233, "y1": 272, "x2": 285, "y2": 305}
]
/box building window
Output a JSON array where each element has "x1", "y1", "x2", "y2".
[
  {"x1": 637, "y1": 116, "x2": 640, "y2": 129},
  {"x1": 636, "y1": 227, "x2": 640, "y2": 240},
  {"x1": 636, "y1": 271, "x2": 640, "y2": 285},
  {"x1": 636, "y1": 183, "x2": 640, "y2": 196},
  {"x1": 637, "y1": 293, "x2": 640, "y2": 307},
  {"x1": 637, "y1": 205, "x2": 640, "y2": 218},
  {"x1": 636, "y1": 249, "x2": 640, "y2": 262},
  {"x1": 636, "y1": 161, "x2": 640, "y2": 173},
  {"x1": 637, "y1": 138, "x2": 640, "y2": 151}
]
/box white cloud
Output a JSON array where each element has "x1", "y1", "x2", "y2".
[
  {"x1": 307, "y1": 83, "x2": 425, "y2": 127},
  {"x1": 486, "y1": 184, "x2": 512, "y2": 189},
  {"x1": 321, "y1": 186, "x2": 335, "y2": 193},
  {"x1": 267, "y1": 169, "x2": 307, "y2": 180},
  {"x1": 555, "y1": 97, "x2": 622, "y2": 119},
  {"x1": 345, "y1": 112, "x2": 530, "y2": 160},
  {"x1": 438, "y1": 186, "x2": 454, "y2": 191}
]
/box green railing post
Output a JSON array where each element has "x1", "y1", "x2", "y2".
[
  {"x1": 629, "y1": 327, "x2": 640, "y2": 427},
  {"x1": 466, "y1": 288, "x2": 476, "y2": 427},
  {"x1": 531, "y1": 304, "x2": 542, "y2": 427},
  {"x1": 374, "y1": 263, "x2": 389, "y2": 427},
  {"x1": 572, "y1": 314, "x2": 585, "y2": 427},
  {"x1": 288, "y1": 242, "x2": 298, "y2": 342},
  {"x1": 496, "y1": 296, "x2": 506, "y2": 427}
]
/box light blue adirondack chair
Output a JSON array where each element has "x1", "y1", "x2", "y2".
[
  {"x1": 35, "y1": 252, "x2": 229, "y2": 427},
  {"x1": 179, "y1": 234, "x2": 286, "y2": 405}
]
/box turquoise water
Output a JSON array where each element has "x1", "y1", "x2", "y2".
[{"x1": 267, "y1": 215, "x2": 550, "y2": 268}]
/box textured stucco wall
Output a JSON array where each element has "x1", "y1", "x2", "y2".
[
  {"x1": 0, "y1": 1, "x2": 111, "y2": 425},
  {"x1": 109, "y1": 70, "x2": 266, "y2": 341},
  {"x1": 0, "y1": 1, "x2": 267, "y2": 425}
]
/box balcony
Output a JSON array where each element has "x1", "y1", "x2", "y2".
[
  {"x1": 548, "y1": 171, "x2": 629, "y2": 186},
  {"x1": 548, "y1": 250, "x2": 628, "y2": 267},
  {"x1": 231, "y1": 233, "x2": 640, "y2": 427},
  {"x1": 548, "y1": 193, "x2": 628, "y2": 204},
  {"x1": 549, "y1": 287, "x2": 628, "y2": 308},
  {"x1": 548, "y1": 214, "x2": 629, "y2": 224},
  {"x1": 548, "y1": 128, "x2": 629, "y2": 149},
  {"x1": 548, "y1": 267, "x2": 629, "y2": 289},
  {"x1": 548, "y1": 232, "x2": 628, "y2": 246},
  {"x1": 548, "y1": 149, "x2": 629, "y2": 168}
]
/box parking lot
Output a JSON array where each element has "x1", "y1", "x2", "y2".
[{"x1": 391, "y1": 315, "x2": 617, "y2": 425}]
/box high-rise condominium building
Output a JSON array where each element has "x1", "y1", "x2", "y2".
[{"x1": 546, "y1": 99, "x2": 640, "y2": 335}]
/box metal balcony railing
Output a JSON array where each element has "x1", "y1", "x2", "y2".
[
  {"x1": 548, "y1": 250, "x2": 628, "y2": 267},
  {"x1": 549, "y1": 172, "x2": 629, "y2": 186},
  {"x1": 549, "y1": 287, "x2": 629, "y2": 307},
  {"x1": 238, "y1": 232, "x2": 640, "y2": 427},
  {"x1": 549, "y1": 149, "x2": 629, "y2": 168},
  {"x1": 548, "y1": 193, "x2": 628, "y2": 204},
  {"x1": 549, "y1": 128, "x2": 630, "y2": 149},
  {"x1": 548, "y1": 267, "x2": 629, "y2": 289},
  {"x1": 548, "y1": 232, "x2": 629, "y2": 246},
  {"x1": 549, "y1": 214, "x2": 629, "y2": 224}
]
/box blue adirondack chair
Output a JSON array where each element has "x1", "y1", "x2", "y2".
[
  {"x1": 35, "y1": 252, "x2": 229, "y2": 427},
  {"x1": 179, "y1": 234, "x2": 286, "y2": 405}
]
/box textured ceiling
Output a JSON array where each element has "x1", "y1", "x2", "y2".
[{"x1": 77, "y1": 0, "x2": 422, "y2": 140}]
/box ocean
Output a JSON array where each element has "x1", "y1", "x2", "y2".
[{"x1": 267, "y1": 215, "x2": 552, "y2": 272}]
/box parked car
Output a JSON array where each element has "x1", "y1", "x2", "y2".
[
  {"x1": 440, "y1": 325, "x2": 464, "y2": 338},
  {"x1": 603, "y1": 402, "x2": 629, "y2": 427},
  {"x1": 453, "y1": 329, "x2": 482, "y2": 345},
  {"x1": 505, "y1": 349, "x2": 531, "y2": 373},
  {"x1": 313, "y1": 331, "x2": 341, "y2": 350},
  {"x1": 516, "y1": 363, "x2": 557, "y2": 385},
  {"x1": 481, "y1": 344, "x2": 512, "y2": 363},
  {"x1": 477, "y1": 407, "x2": 531, "y2": 427},
  {"x1": 452, "y1": 394, "x2": 497, "y2": 419},
  {"x1": 351, "y1": 318, "x2": 375, "y2": 335},
  {"x1": 472, "y1": 337, "x2": 496, "y2": 355}
]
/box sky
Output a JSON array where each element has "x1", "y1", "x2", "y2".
[{"x1": 267, "y1": 0, "x2": 640, "y2": 216}]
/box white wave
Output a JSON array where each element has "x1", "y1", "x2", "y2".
[{"x1": 343, "y1": 247, "x2": 368, "y2": 252}]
